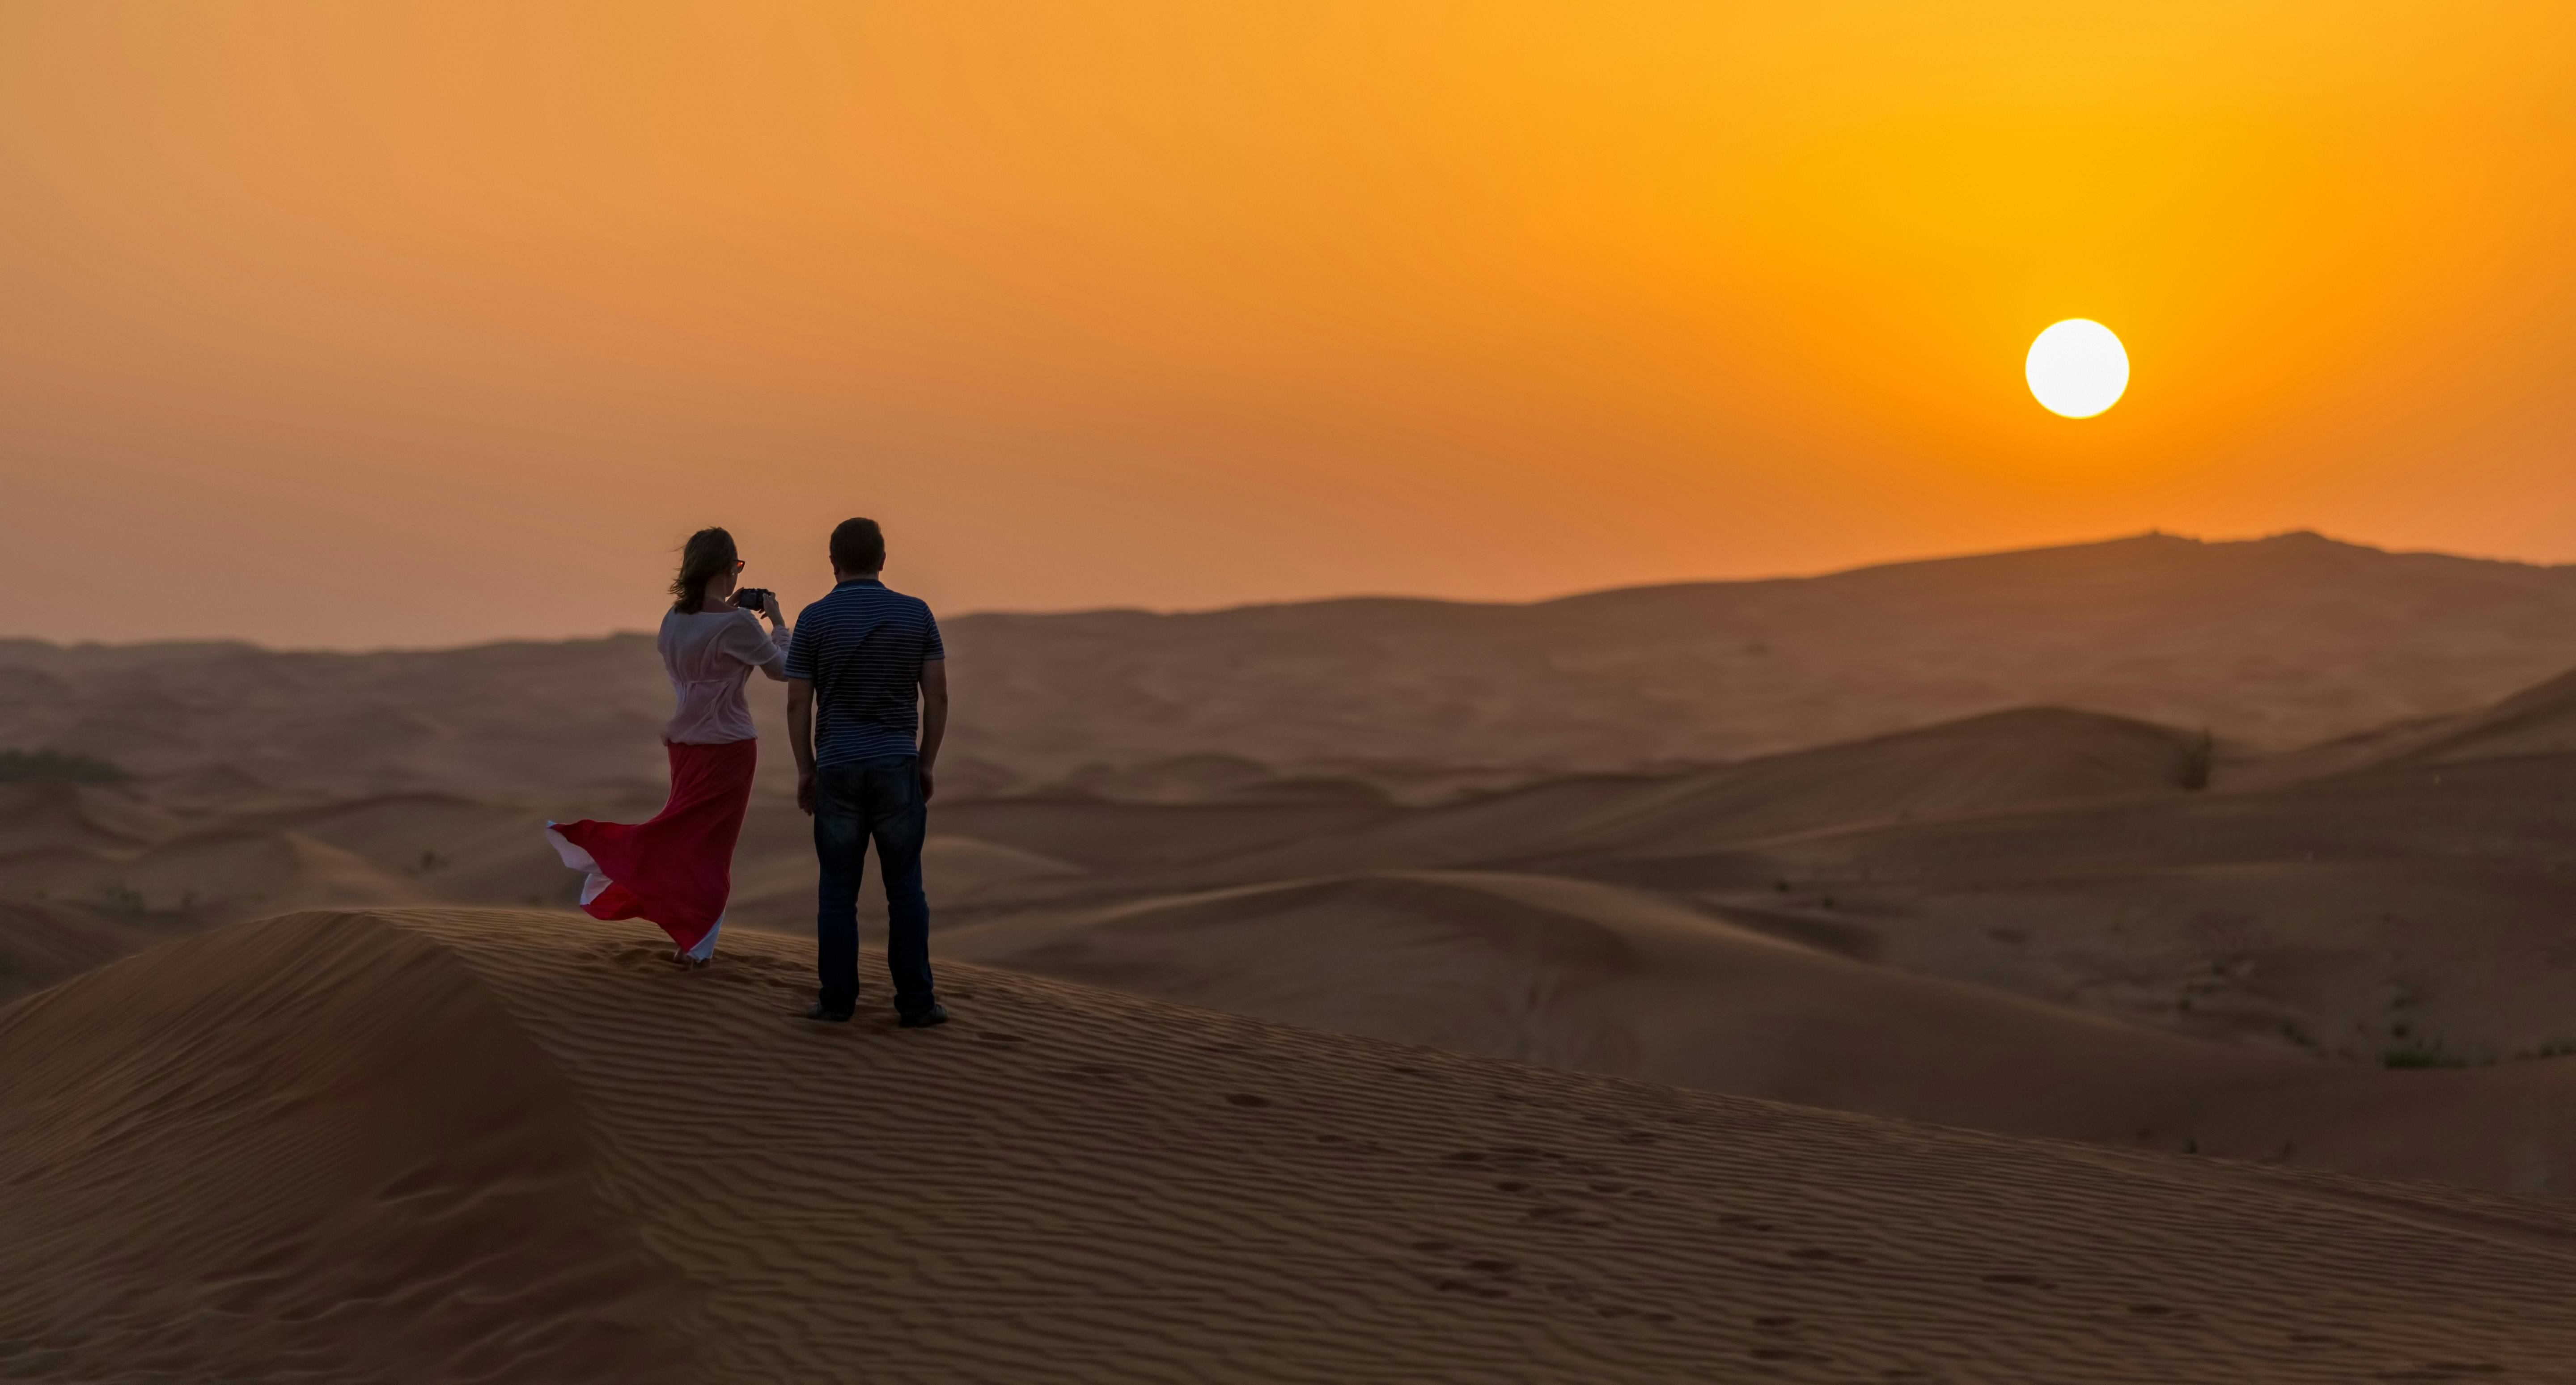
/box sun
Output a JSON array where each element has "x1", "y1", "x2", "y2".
[{"x1": 2025, "y1": 320, "x2": 2129, "y2": 418}]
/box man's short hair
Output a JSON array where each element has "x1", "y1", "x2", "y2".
[{"x1": 830, "y1": 518, "x2": 886, "y2": 574}]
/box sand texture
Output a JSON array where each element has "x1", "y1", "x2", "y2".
[{"x1": 9, "y1": 907, "x2": 2576, "y2": 1383}]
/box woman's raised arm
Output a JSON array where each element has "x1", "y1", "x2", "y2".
[{"x1": 732, "y1": 602, "x2": 792, "y2": 681}]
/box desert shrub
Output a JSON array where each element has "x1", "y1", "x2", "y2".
[
  {"x1": 2381, "y1": 1044, "x2": 2466, "y2": 1070},
  {"x1": 0, "y1": 749, "x2": 127, "y2": 784},
  {"x1": 2174, "y1": 730, "x2": 2216, "y2": 791}
]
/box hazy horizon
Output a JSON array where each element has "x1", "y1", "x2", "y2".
[{"x1": 5, "y1": 526, "x2": 2555, "y2": 654}]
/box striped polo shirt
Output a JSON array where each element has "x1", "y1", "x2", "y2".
[{"x1": 784, "y1": 578, "x2": 946, "y2": 768}]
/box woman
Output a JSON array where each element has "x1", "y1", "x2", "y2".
[{"x1": 546, "y1": 527, "x2": 788, "y2": 966}]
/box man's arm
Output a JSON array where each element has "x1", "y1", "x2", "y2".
[
  {"x1": 917, "y1": 658, "x2": 948, "y2": 803},
  {"x1": 788, "y1": 677, "x2": 817, "y2": 815}
]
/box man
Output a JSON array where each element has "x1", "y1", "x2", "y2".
[{"x1": 784, "y1": 517, "x2": 950, "y2": 1026}]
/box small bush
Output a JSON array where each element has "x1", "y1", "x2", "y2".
[
  {"x1": 0, "y1": 749, "x2": 128, "y2": 785},
  {"x1": 2175, "y1": 731, "x2": 2216, "y2": 791},
  {"x1": 2382, "y1": 1045, "x2": 2466, "y2": 1070}
]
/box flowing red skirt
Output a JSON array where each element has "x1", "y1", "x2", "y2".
[{"x1": 546, "y1": 739, "x2": 756, "y2": 954}]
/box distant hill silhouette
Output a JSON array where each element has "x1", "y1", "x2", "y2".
[{"x1": 5, "y1": 531, "x2": 2575, "y2": 800}]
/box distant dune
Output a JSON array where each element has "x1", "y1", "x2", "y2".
[
  {"x1": 1119, "y1": 706, "x2": 2209, "y2": 887},
  {"x1": 948, "y1": 869, "x2": 2301, "y2": 1128},
  {"x1": 10, "y1": 908, "x2": 2576, "y2": 1382},
  {"x1": 947, "y1": 868, "x2": 2576, "y2": 1194},
  {"x1": 9, "y1": 532, "x2": 2576, "y2": 802},
  {"x1": 2232, "y1": 663, "x2": 2576, "y2": 789},
  {"x1": 950, "y1": 530, "x2": 2576, "y2": 788}
]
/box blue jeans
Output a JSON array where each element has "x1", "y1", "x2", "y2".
[{"x1": 813, "y1": 754, "x2": 936, "y2": 1016}]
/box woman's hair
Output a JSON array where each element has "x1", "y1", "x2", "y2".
[{"x1": 670, "y1": 527, "x2": 739, "y2": 613}]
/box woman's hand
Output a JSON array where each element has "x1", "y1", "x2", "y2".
[{"x1": 759, "y1": 590, "x2": 784, "y2": 624}]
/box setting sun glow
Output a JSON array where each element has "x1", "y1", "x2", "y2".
[
  {"x1": 2026, "y1": 320, "x2": 2131, "y2": 418},
  {"x1": 5, "y1": 3, "x2": 2576, "y2": 647}
]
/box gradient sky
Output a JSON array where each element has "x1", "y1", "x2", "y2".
[{"x1": 6, "y1": 2, "x2": 2573, "y2": 648}]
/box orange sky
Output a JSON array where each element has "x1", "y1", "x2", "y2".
[{"x1": 5, "y1": 2, "x2": 2573, "y2": 648}]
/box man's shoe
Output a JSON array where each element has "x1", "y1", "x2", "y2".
[
  {"x1": 807, "y1": 1002, "x2": 855, "y2": 1023},
  {"x1": 898, "y1": 1002, "x2": 950, "y2": 1029}
]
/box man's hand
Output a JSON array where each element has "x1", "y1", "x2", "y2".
[
  {"x1": 797, "y1": 769, "x2": 817, "y2": 816},
  {"x1": 916, "y1": 659, "x2": 947, "y2": 810}
]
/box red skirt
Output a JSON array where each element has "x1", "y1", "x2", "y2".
[{"x1": 545, "y1": 738, "x2": 757, "y2": 954}]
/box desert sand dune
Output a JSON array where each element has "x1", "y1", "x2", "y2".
[
  {"x1": 0, "y1": 911, "x2": 682, "y2": 1382},
  {"x1": 932, "y1": 796, "x2": 1396, "y2": 877},
  {"x1": 0, "y1": 900, "x2": 150, "y2": 1004},
  {"x1": 2222, "y1": 666, "x2": 2576, "y2": 789},
  {"x1": 944, "y1": 870, "x2": 2302, "y2": 1128},
  {"x1": 1616, "y1": 747, "x2": 2576, "y2": 1066},
  {"x1": 2394, "y1": 667, "x2": 2576, "y2": 766},
  {"x1": 10, "y1": 908, "x2": 2576, "y2": 1382},
  {"x1": 948, "y1": 531, "x2": 2576, "y2": 784},
  {"x1": 10, "y1": 532, "x2": 2576, "y2": 802},
  {"x1": 945, "y1": 869, "x2": 2576, "y2": 1194},
  {"x1": 0, "y1": 781, "x2": 173, "y2": 855},
  {"x1": 0, "y1": 779, "x2": 452, "y2": 1002},
  {"x1": 1512, "y1": 707, "x2": 2207, "y2": 858},
  {"x1": 1, "y1": 824, "x2": 428, "y2": 920},
  {"x1": 1120, "y1": 707, "x2": 2206, "y2": 889}
]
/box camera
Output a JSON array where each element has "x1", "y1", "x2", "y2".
[{"x1": 733, "y1": 587, "x2": 775, "y2": 612}]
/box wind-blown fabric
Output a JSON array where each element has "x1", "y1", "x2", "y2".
[{"x1": 546, "y1": 738, "x2": 758, "y2": 956}]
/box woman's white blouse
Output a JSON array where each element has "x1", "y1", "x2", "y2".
[{"x1": 657, "y1": 607, "x2": 789, "y2": 744}]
